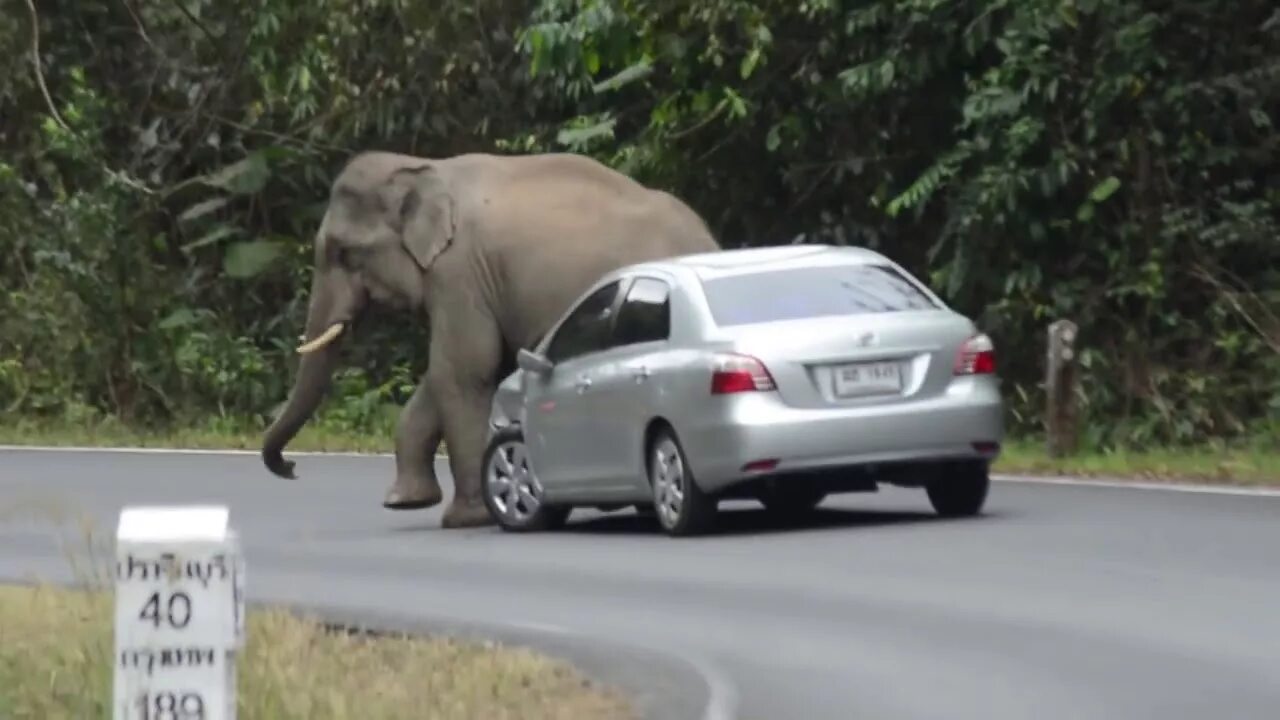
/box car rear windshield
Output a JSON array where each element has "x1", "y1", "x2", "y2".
[{"x1": 699, "y1": 263, "x2": 940, "y2": 327}]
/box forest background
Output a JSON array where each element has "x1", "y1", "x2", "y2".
[{"x1": 2, "y1": 0, "x2": 1277, "y2": 470}]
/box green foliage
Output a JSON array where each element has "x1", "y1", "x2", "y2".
[
  {"x1": 1, "y1": 0, "x2": 1276, "y2": 449},
  {"x1": 515, "y1": 0, "x2": 1280, "y2": 447},
  {"x1": 0, "y1": 0, "x2": 532, "y2": 430}
]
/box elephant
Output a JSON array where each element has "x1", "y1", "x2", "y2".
[{"x1": 260, "y1": 150, "x2": 721, "y2": 528}]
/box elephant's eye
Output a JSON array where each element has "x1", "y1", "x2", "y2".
[{"x1": 335, "y1": 247, "x2": 357, "y2": 268}]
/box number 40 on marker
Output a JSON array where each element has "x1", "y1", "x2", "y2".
[{"x1": 138, "y1": 590, "x2": 194, "y2": 629}]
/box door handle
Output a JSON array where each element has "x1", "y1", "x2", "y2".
[
  {"x1": 632, "y1": 365, "x2": 651, "y2": 381},
  {"x1": 575, "y1": 375, "x2": 592, "y2": 393}
]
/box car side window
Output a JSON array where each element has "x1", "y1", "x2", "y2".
[
  {"x1": 545, "y1": 280, "x2": 623, "y2": 364},
  {"x1": 612, "y1": 277, "x2": 671, "y2": 347}
]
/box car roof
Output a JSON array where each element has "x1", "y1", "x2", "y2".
[{"x1": 617, "y1": 243, "x2": 895, "y2": 283}]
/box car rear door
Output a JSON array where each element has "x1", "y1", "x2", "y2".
[
  {"x1": 522, "y1": 278, "x2": 626, "y2": 491},
  {"x1": 583, "y1": 275, "x2": 675, "y2": 491}
]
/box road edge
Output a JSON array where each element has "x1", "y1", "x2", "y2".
[
  {"x1": 3, "y1": 444, "x2": 1277, "y2": 497},
  {"x1": 992, "y1": 473, "x2": 1280, "y2": 497}
]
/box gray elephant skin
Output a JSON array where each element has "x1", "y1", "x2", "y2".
[{"x1": 261, "y1": 150, "x2": 721, "y2": 528}]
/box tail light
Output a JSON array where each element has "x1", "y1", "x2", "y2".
[
  {"x1": 710, "y1": 353, "x2": 776, "y2": 394},
  {"x1": 954, "y1": 333, "x2": 996, "y2": 375}
]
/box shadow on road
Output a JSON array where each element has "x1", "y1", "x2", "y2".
[{"x1": 557, "y1": 504, "x2": 980, "y2": 537}]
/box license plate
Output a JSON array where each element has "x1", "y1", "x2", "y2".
[{"x1": 833, "y1": 361, "x2": 901, "y2": 397}]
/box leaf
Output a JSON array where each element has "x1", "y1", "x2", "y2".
[
  {"x1": 181, "y1": 225, "x2": 239, "y2": 252},
  {"x1": 178, "y1": 197, "x2": 230, "y2": 224},
  {"x1": 591, "y1": 60, "x2": 653, "y2": 93},
  {"x1": 1059, "y1": 2, "x2": 1079, "y2": 28},
  {"x1": 555, "y1": 118, "x2": 616, "y2": 148},
  {"x1": 201, "y1": 152, "x2": 270, "y2": 195},
  {"x1": 723, "y1": 87, "x2": 748, "y2": 119},
  {"x1": 158, "y1": 308, "x2": 199, "y2": 330},
  {"x1": 765, "y1": 125, "x2": 781, "y2": 152},
  {"x1": 879, "y1": 59, "x2": 895, "y2": 86},
  {"x1": 223, "y1": 240, "x2": 286, "y2": 278},
  {"x1": 1089, "y1": 176, "x2": 1121, "y2": 202},
  {"x1": 741, "y1": 47, "x2": 761, "y2": 79}
]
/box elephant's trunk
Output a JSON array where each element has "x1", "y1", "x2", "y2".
[{"x1": 262, "y1": 268, "x2": 363, "y2": 479}]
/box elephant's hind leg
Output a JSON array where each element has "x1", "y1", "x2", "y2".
[{"x1": 384, "y1": 376, "x2": 446, "y2": 510}]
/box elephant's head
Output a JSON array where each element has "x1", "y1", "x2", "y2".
[{"x1": 261, "y1": 151, "x2": 456, "y2": 479}]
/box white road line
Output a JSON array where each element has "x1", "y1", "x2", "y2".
[
  {"x1": 0, "y1": 444, "x2": 393, "y2": 457},
  {"x1": 2, "y1": 445, "x2": 1275, "y2": 499},
  {"x1": 0, "y1": 444, "x2": 452, "y2": 459},
  {"x1": 994, "y1": 474, "x2": 1280, "y2": 497},
  {"x1": 505, "y1": 620, "x2": 574, "y2": 635}
]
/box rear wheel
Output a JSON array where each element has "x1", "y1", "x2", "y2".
[
  {"x1": 648, "y1": 427, "x2": 717, "y2": 537},
  {"x1": 481, "y1": 425, "x2": 571, "y2": 532},
  {"x1": 925, "y1": 460, "x2": 990, "y2": 517}
]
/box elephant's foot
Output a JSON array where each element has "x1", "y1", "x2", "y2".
[
  {"x1": 382, "y1": 478, "x2": 443, "y2": 511},
  {"x1": 440, "y1": 497, "x2": 495, "y2": 528}
]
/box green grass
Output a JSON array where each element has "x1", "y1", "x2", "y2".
[
  {"x1": 0, "y1": 417, "x2": 394, "y2": 454},
  {"x1": 1, "y1": 417, "x2": 1276, "y2": 487},
  {"x1": 994, "y1": 437, "x2": 1280, "y2": 486}
]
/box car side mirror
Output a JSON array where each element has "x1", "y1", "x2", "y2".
[{"x1": 517, "y1": 348, "x2": 554, "y2": 375}]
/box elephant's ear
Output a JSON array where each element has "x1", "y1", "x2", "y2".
[{"x1": 383, "y1": 163, "x2": 456, "y2": 273}]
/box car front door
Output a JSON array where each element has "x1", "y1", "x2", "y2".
[
  {"x1": 522, "y1": 279, "x2": 625, "y2": 492},
  {"x1": 585, "y1": 275, "x2": 675, "y2": 491}
]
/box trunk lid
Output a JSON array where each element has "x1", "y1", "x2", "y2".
[{"x1": 718, "y1": 309, "x2": 978, "y2": 409}]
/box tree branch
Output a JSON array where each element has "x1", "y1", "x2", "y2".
[{"x1": 24, "y1": 0, "x2": 70, "y2": 132}]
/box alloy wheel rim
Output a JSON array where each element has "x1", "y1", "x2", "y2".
[
  {"x1": 652, "y1": 438, "x2": 685, "y2": 527},
  {"x1": 486, "y1": 440, "x2": 542, "y2": 524}
]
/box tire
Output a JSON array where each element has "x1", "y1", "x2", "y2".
[
  {"x1": 647, "y1": 426, "x2": 717, "y2": 536},
  {"x1": 758, "y1": 486, "x2": 827, "y2": 516},
  {"x1": 925, "y1": 460, "x2": 990, "y2": 517},
  {"x1": 481, "y1": 425, "x2": 570, "y2": 532}
]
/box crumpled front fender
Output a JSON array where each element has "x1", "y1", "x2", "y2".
[{"x1": 487, "y1": 369, "x2": 527, "y2": 440}]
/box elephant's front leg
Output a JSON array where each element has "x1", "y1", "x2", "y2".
[
  {"x1": 434, "y1": 377, "x2": 500, "y2": 529},
  {"x1": 383, "y1": 376, "x2": 445, "y2": 510},
  {"x1": 423, "y1": 311, "x2": 502, "y2": 528}
]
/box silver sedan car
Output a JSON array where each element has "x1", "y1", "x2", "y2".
[{"x1": 482, "y1": 244, "x2": 1004, "y2": 536}]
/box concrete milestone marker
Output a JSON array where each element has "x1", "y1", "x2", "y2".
[{"x1": 114, "y1": 505, "x2": 245, "y2": 720}]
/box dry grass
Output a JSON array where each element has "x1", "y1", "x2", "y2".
[{"x1": 0, "y1": 584, "x2": 633, "y2": 720}]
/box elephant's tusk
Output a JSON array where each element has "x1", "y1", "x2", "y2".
[{"x1": 296, "y1": 323, "x2": 344, "y2": 354}]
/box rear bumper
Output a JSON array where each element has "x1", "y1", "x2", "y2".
[{"x1": 679, "y1": 377, "x2": 1005, "y2": 493}]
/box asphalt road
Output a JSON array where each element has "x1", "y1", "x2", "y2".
[{"x1": 3, "y1": 448, "x2": 1280, "y2": 720}]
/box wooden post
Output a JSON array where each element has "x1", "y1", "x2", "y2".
[{"x1": 1045, "y1": 319, "x2": 1079, "y2": 458}]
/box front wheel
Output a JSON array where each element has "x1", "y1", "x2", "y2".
[
  {"x1": 925, "y1": 460, "x2": 990, "y2": 517},
  {"x1": 648, "y1": 426, "x2": 717, "y2": 537},
  {"x1": 481, "y1": 425, "x2": 570, "y2": 532}
]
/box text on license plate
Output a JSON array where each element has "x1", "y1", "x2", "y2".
[{"x1": 833, "y1": 361, "x2": 901, "y2": 397}]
